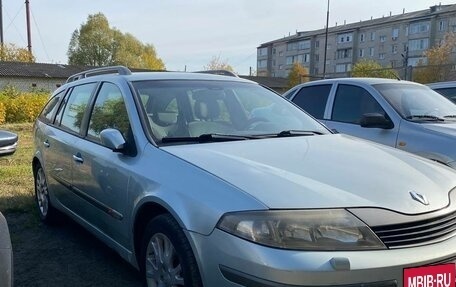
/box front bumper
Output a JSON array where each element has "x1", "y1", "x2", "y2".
[{"x1": 188, "y1": 228, "x2": 456, "y2": 287}]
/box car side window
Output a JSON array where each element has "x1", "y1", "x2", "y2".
[
  {"x1": 332, "y1": 84, "x2": 385, "y2": 124},
  {"x1": 59, "y1": 83, "x2": 97, "y2": 134},
  {"x1": 87, "y1": 83, "x2": 131, "y2": 143},
  {"x1": 433, "y1": 88, "x2": 456, "y2": 103},
  {"x1": 291, "y1": 85, "x2": 331, "y2": 119},
  {"x1": 39, "y1": 90, "x2": 64, "y2": 124}
]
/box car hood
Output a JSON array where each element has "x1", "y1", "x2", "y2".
[
  {"x1": 163, "y1": 134, "x2": 456, "y2": 214},
  {"x1": 421, "y1": 122, "x2": 456, "y2": 137}
]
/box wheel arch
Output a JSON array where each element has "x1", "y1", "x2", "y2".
[{"x1": 132, "y1": 201, "x2": 170, "y2": 265}]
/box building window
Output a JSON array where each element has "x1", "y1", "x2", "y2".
[
  {"x1": 405, "y1": 26, "x2": 409, "y2": 36},
  {"x1": 315, "y1": 40, "x2": 320, "y2": 48},
  {"x1": 258, "y1": 47, "x2": 268, "y2": 56},
  {"x1": 392, "y1": 28, "x2": 399, "y2": 39},
  {"x1": 439, "y1": 20, "x2": 446, "y2": 31},
  {"x1": 279, "y1": 51, "x2": 284, "y2": 56},
  {"x1": 369, "y1": 47, "x2": 375, "y2": 57},
  {"x1": 360, "y1": 33, "x2": 365, "y2": 42},
  {"x1": 408, "y1": 57, "x2": 427, "y2": 67},
  {"x1": 408, "y1": 38, "x2": 429, "y2": 51},
  {"x1": 272, "y1": 48, "x2": 276, "y2": 55},
  {"x1": 279, "y1": 65, "x2": 283, "y2": 70},
  {"x1": 336, "y1": 48, "x2": 352, "y2": 59},
  {"x1": 338, "y1": 33, "x2": 353, "y2": 44},
  {"x1": 286, "y1": 56, "x2": 294, "y2": 65},
  {"x1": 380, "y1": 35, "x2": 386, "y2": 42},
  {"x1": 409, "y1": 21, "x2": 430, "y2": 34},
  {"x1": 287, "y1": 42, "x2": 298, "y2": 51},
  {"x1": 315, "y1": 54, "x2": 320, "y2": 62},
  {"x1": 335, "y1": 63, "x2": 352, "y2": 73},
  {"x1": 257, "y1": 59, "x2": 267, "y2": 68},
  {"x1": 379, "y1": 53, "x2": 386, "y2": 60},
  {"x1": 359, "y1": 49, "x2": 365, "y2": 58},
  {"x1": 298, "y1": 40, "x2": 311, "y2": 50},
  {"x1": 272, "y1": 60, "x2": 276, "y2": 66},
  {"x1": 370, "y1": 32, "x2": 376, "y2": 41},
  {"x1": 392, "y1": 44, "x2": 398, "y2": 54}
]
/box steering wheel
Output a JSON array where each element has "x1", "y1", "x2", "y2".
[{"x1": 244, "y1": 117, "x2": 269, "y2": 130}]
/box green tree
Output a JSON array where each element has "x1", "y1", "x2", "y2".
[
  {"x1": 0, "y1": 43, "x2": 35, "y2": 62},
  {"x1": 203, "y1": 55, "x2": 234, "y2": 72},
  {"x1": 413, "y1": 32, "x2": 456, "y2": 83},
  {"x1": 352, "y1": 59, "x2": 398, "y2": 79},
  {"x1": 287, "y1": 63, "x2": 309, "y2": 89},
  {"x1": 68, "y1": 13, "x2": 165, "y2": 70}
]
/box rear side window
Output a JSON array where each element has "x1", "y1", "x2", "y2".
[
  {"x1": 39, "y1": 91, "x2": 64, "y2": 123},
  {"x1": 332, "y1": 84, "x2": 384, "y2": 124},
  {"x1": 291, "y1": 85, "x2": 331, "y2": 119},
  {"x1": 59, "y1": 83, "x2": 96, "y2": 134}
]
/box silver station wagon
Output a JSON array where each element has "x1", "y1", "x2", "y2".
[{"x1": 33, "y1": 67, "x2": 456, "y2": 287}]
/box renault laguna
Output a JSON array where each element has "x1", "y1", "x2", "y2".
[{"x1": 33, "y1": 66, "x2": 456, "y2": 287}]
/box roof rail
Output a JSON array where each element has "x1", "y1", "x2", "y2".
[
  {"x1": 194, "y1": 70, "x2": 238, "y2": 78},
  {"x1": 66, "y1": 66, "x2": 132, "y2": 83}
]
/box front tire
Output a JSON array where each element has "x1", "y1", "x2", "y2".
[
  {"x1": 34, "y1": 165, "x2": 58, "y2": 223},
  {"x1": 140, "y1": 214, "x2": 202, "y2": 287}
]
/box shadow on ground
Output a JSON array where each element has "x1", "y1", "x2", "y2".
[{"x1": 6, "y1": 211, "x2": 142, "y2": 287}]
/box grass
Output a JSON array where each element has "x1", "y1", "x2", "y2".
[{"x1": 0, "y1": 122, "x2": 35, "y2": 213}]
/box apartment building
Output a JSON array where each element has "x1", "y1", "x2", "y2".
[{"x1": 257, "y1": 4, "x2": 456, "y2": 79}]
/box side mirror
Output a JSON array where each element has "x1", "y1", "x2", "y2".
[
  {"x1": 100, "y1": 129, "x2": 126, "y2": 152},
  {"x1": 0, "y1": 130, "x2": 18, "y2": 156},
  {"x1": 360, "y1": 113, "x2": 394, "y2": 129}
]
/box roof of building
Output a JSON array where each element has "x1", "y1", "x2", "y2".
[
  {"x1": 0, "y1": 61, "x2": 288, "y2": 90},
  {"x1": 259, "y1": 4, "x2": 456, "y2": 47},
  {"x1": 0, "y1": 61, "x2": 88, "y2": 78}
]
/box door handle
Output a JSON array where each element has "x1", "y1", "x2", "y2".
[
  {"x1": 72, "y1": 153, "x2": 84, "y2": 164},
  {"x1": 43, "y1": 140, "x2": 50, "y2": 148}
]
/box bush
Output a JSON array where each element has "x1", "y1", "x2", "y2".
[{"x1": 0, "y1": 87, "x2": 49, "y2": 123}]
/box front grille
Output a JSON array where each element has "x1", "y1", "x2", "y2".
[{"x1": 371, "y1": 210, "x2": 456, "y2": 248}]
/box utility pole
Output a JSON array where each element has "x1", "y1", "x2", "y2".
[
  {"x1": 401, "y1": 46, "x2": 409, "y2": 80},
  {"x1": 322, "y1": 0, "x2": 330, "y2": 79},
  {"x1": 0, "y1": 0, "x2": 3, "y2": 45},
  {"x1": 25, "y1": 0, "x2": 32, "y2": 53}
]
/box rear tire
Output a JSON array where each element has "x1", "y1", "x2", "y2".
[
  {"x1": 34, "y1": 165, "x2": 58, "y2": 224},
  {"x1": 140, "y1": 214, "x2": 202, "y2": 287}
]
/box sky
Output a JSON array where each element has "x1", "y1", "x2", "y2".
[{"x1": 1, "y1": 0, "x2": 453, "y2": 75}]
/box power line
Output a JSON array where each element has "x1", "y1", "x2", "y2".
[
  {"x1": 30, "y1": 8, "x2": 50, "y2": 62},
  {"x1": 4, "y1": 4, "x2": 27, "y2": 45}
]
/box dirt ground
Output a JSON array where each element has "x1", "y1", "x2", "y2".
[{"x1": 6, "y1": 211, "x2": 142, "y2": 287}]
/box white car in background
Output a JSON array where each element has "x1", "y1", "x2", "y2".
[{"x1": 0, "y1": 130, "x2": 17, "y2": 287}]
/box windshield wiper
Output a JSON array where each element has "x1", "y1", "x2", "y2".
[
  {"x1": 406, "y1": 115, "x2": 445, "y2": 121},
  {"x1": 253, "y1": 130, "x2": 325, "y2": 138},
  {"x1": 161, "y1": 133, "x2": 252, "y2": 144}
]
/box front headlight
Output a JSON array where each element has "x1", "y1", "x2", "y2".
[{"x1": 217, "y1": 209, "x2": 386, "y2": 251}]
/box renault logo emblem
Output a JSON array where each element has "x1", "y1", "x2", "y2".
[{"x1": 410, "y1": 191, "x2": 429, "y2": 206}]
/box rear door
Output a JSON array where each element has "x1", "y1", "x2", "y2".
[
  {"x1": 290, "y1": 84, "x2": 332, "y2": 127},
  {"x1": 43, "y1": 83, "x2": 97, "y2": 207}
]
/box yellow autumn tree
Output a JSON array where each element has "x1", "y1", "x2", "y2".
[
  {"x1": 287, "y1": 63, "x2": 309, "y2": 89},
  {"x1": 0, "y1": 43, "x2": 35, "y2": 62},
  {"x1": 352, "y1": 59, "x2": 398, "y2": 79},
  {"x1": 413, "y1": 32, "x2": 456, "y2": 83}
]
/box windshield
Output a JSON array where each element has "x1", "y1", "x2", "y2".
[
  {"x1": 374, "y1": 83, "x2": 456, "y2": 121},
  {"x1": 132, "y1": 80, "x2": 328, "y2": 144}
]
